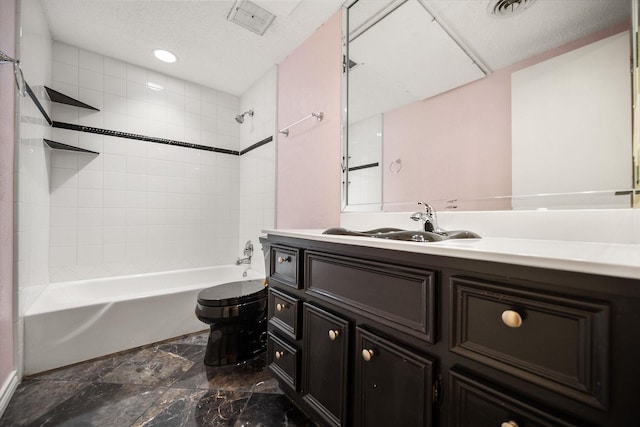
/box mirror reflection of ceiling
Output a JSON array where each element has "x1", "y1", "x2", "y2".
[
  {"x1": 348, "y1": 1, "x2": 487, "y2": 123},
  {"x1": 348, "y1": 0, "x2": 630, "y2": 123}
]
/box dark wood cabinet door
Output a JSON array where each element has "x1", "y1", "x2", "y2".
[
  {"x1": 302, "y1": 303, "x2": 350, "y2": 427},
  {"x1": 355, "y1": 327, "x2": 434, "y2": 427}
]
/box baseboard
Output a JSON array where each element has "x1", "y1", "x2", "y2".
[{"x1": 0, "y1": 370, "x2": 19, "y2": 419}]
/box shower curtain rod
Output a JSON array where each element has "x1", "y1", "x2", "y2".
[
  {"x1": 279, "y1": 111, "x2": 324, "y2": 137},
  {"x1": 0, "y1": 50, "x2": 27, "y2": 97}
]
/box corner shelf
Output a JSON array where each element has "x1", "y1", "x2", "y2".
[
  {"x1": 43, "y1": 139, "x2": 99, "y2": 155},
  {"x1": 44, "y1": 86, "x2": 99, "y2": 111}
]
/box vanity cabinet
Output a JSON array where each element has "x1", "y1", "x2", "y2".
[{"x1": 262, "y1": 236, "x2": 640, "y2": 427}]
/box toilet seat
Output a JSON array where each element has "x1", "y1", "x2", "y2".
[
  {"x1": 195, "y1": 279, "x2": 268, "y2": 325},
  {"x1": 195, "y1": 279, "x2": 269, "y2": 366},
  {"x1": 197, "y1": 279, "x2": 267, "y2": 307}
]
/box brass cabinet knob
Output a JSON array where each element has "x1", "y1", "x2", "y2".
[
  {"x1": 361, "y1": 349, "x2": 374, "y2": 362},
  {"x1": 501, "y1": 421, "x2": 519, "y2": 427},
  {"x1": 277, "y1": 256, "x2": 291, "y2": 264},
  {"x1": 275, "y1": 351, "x2": 284, "y2": 360},
  {"x1": 276, "y1": 303, "x2": 287, "y2": 312},
  {"x1": 328, "y1": 329, "x2": 340, "y2": 341},
  {"x1": 501, "y1": 310, "x2": 523, "y2": 328}
]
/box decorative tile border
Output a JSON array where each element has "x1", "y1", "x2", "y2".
[
  {"x1": 26, "y1": 81, "x2": 274, "y2": 157},
  {"x1": 51, "y1": 122, "x2": 273, "y2": 157},
  {"x1": 53, "y1": 121, "x2": 238, "y2": 154},
  {"x1": 240, "y1": 136, "x2": 273, "y2": 155},
  {"x1": 348, "y1": 162, "x2": 379, "y2": 172}
]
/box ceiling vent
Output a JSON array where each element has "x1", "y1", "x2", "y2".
[
  {"x1": 487, "y1": 0, "x2": 537, "y2": 18},
  {"x1": 228, "y1": 0, "x2": 276, "y2": 36}
]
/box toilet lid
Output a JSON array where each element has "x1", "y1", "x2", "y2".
[{"x1": 197, "y1": 279, "x2": 267, "y2": 307}]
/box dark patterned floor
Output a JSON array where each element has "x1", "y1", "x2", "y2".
[{"x1": 0, "y1": 331, "x2": 315, "y2": 427}]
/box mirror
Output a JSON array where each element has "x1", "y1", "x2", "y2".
[
  {"x1": 343, "y1": 0, "x2": 636, "y2": 212},
  {"x1": 634, "y1": 0, "x2": 640, "y2": 208}
]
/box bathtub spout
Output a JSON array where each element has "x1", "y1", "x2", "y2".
[{"x1": 236, "y1": 256, "x2": 251, "y2": 265}]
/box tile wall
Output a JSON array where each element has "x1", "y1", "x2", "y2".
[
  {"x1": 48, "y1": 42, "x2": 243, "y2": 282},
  {"x1": 0, "y1": 0, "x2": 17, "y2": 411},
  {"x1": 14, "y1": 0, "x2": 53, "y2": 377},
  {"x1": 238, "y1": 66, "x2": 277, "y2": 275}
]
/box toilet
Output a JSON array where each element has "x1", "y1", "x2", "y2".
[{"x1": 195, "y1": 279, "x2": 268, "y2": 366}]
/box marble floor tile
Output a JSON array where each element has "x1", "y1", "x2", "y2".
[
  {"x1": 33, "y1": 350, "x2": 133, "y2": 383},
  {"x1": 251, "y1": 377, "x2": 283, "y2": 394},
  {"x1": 234, "y1": 393, "x2": 315, "y2": 427},
  {"x1": 154, "y1": 343, "x2": 207, "y2": 364},
  {"x1": 99, "y1": 347, "x2": 195, "y2": 387},
  {"x1": 0, "y1": 331, "x2": 315, "y2": 427},
  {"x1": 23, "y1": 382, "x2": 167, "y2": 427},
  {"x1": 172, "y1": 354, "x2": 272, "y2": 392},
  {"x1": 172, "y1": 331, "x2": 209, "y2": 346},
  {"x1": 132, "y1": 388, "x2": 251, "y2": 427},
  {"x1": 0, "y1": 380, "x2": 86, "y2": 427}
]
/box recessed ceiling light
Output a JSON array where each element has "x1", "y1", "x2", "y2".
[{"x1": 153, "y1": 49, "x2": 177, "y2": 63}]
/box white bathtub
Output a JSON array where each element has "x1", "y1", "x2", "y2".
[{"x1": 24, "y1": 265, "x2": 263, "y2": 375}]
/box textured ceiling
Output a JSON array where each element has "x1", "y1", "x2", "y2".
[
  {"x1": 425, "y1": 0, "x2": 631, "y2": 72},
  {"x1": 38, "y1": 0, "x2": 631, "y2": 97},
  {"x1": 39, "y1": 0, "x2": 345, "y2": 96}
]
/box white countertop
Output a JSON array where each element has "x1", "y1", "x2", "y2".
[{"x1": 264, "y1": 229, "x2": 640, "y2": 280}]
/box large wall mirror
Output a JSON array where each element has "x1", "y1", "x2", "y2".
[{"x1": 342, "y1": 0, "x2": 638, "y2": 212}]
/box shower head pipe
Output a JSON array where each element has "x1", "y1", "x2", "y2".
[
  {"x1": 235, "y1": 109, "x2": 254, "y2": 124},
  {"x1": 0, "y1": 50, "x2": 27, "y2": 97}
]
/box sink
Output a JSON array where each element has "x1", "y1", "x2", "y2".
[
  {"x1": 437, "y1": 230, "x2": 481, "y2": 240},
  {"x1": 376, "y1": 230, "x2": 446, "y2": 242},
  {"x1": 322, "y1": 227, "x2": 480, "y2": 242}
]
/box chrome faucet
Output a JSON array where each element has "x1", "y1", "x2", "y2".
[
  {"x1": 410, "y1": 202, "x2": 442, "y2": 233},
  {"x1": 236, "y1": 240, "x2": 253, "y2": 265}
]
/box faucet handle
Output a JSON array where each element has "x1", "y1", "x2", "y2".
[
  {"x1": 414, "y1": 201, "x2": 439, "y2": 233},
  {"x1": 418, "y1": 201, "x2": 434, "y2": 215}
]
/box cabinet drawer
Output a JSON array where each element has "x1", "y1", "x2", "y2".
[
  {"x1": 270, "y1": 246, "x2": 301, "y2": 289},
  {"x1": 449, "y1": 369, "x2": 582, "y2": 427},
  {"x1": 268, "y1": 288, "x2": 300, "y2": 339},
  {"x1": 306, "y1": 251, "x2": 435, "y2": 343},
  {"x1": 267, "y1": 332, "x2": 299, "y2": 392},
  {"x1": 450, "y1": 277, "x2": 609, "y2": 408}
]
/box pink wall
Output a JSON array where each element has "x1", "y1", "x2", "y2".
[
  {"x1": 276, "y1": 10, "x2": 342, "y2": 228},
  {"x1": 0, "y1": 0, "x2": 16, "y2": 386},
  {"x1": 383, "y1": 22, "x2": 630, "y2": 211}
]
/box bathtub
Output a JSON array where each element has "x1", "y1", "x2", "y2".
[{"x1": 24, "y1": 265, "x2": 263, "y2": 375}]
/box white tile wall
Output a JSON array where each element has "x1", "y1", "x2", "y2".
[
  {"x1": 15, "y1": 0, "x2": 54, "y2": 378},
  {"x1": 347, "y1": 114, "x2": 382, "y2": 206},
  {"x1": 238, "y1": 67, "x2": 277, "y2": 275},
  {"x1": 48, "y1": 42, "x2": 243, "y2": 281}
]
